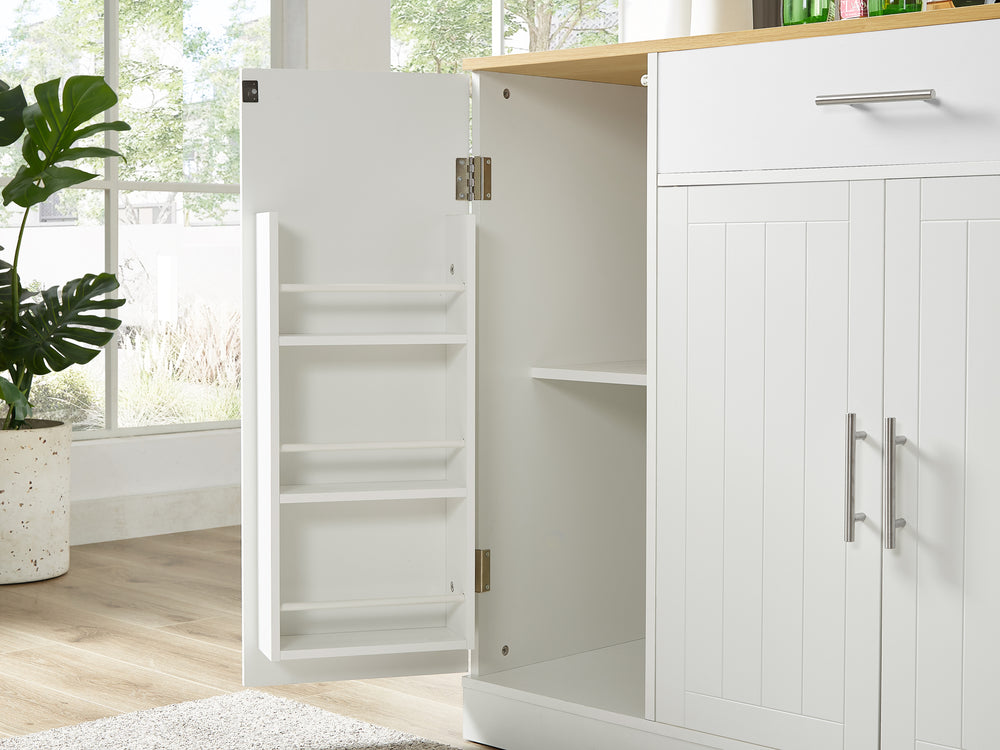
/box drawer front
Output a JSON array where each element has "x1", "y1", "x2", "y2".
[{"x1": 657, "y1": 19, "x2": 1000, "y2": 175}]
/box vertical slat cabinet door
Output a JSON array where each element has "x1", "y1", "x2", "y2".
[
  {"x1": 240, "y1": 69, "x2": 476, "y2": 686},
  {"x1": 656, "y1": 181, "x2": 883, "y2": 750},
  {"x1": 882, "y1": 175, "x2": 1000, "y2": 750}
]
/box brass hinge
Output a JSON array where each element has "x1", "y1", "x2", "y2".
[
  {"x1": 475, "y1": 548, "x2": 491, "y2": 593},
  {"x1": 456, "y1": 156, "x2": 492, "y2": 201}
]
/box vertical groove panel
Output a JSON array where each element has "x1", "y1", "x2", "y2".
[
  {"x1": 685, "y1": 222, "x2": 727, "y2": 698},
  {"x1": 914, "y1": 220, "x2": 967, "y2": 748},
  {"x1": 801, "y1": 221, "x2": 850, "y2": 722},
  {"x1": 881, "y1": 178, "x2": 922, "y2": 750},
  {"x1": 962, "y1": 219, "x2": 1000, "y2": 749},
  {"x1": 722, "y1": 222, "x2": 766, "y2": 706},
  {"x1": 655, "y1": 186, "x2": 689, "y2": 726},
  {"x1": 761, "y1": 221, "x2": 807, "y2": 714},
  {"x1": 842, "y1": 180, "x2": 884, "y2": 750}
]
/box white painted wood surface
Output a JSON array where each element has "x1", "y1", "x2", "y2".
[
  {"x1": 475, "y1": 640, "x2": 645, "y2": 719},
  {"x1": 720, "y1": 221, "x2": 764, "y2": 708},
  {"x1": 842, "y1": 180, "x2": 885, "y2": 750},
  {"x1": 656, "y1": 182, "x2": 878, "y2": 749},
  {"x1": 530, "y1": 360, "x2": 647, "y2": 386},
  {"x1": 657, "y1": 20, "x2": 1000, "y2": 174},
  {"x1": 241, "y1": 69, "x2": 474, "y2": 685},
  {"x1": 256, "y1": 211, "x2": 281, "y2": 661},
  {"x1": 470, "y1": 72, "x2": 647, "y2": 686},
  {"x1": 655, "y1": 186, "x2": 689, "y2": 728},
  {"x1": 881, "y1": 176, "x2": 1000, "y2": 750}
]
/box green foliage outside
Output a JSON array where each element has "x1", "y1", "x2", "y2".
[
  {"x1": 392, "y1": 0, "x2": 618, "y2": 74},
  {"x1": 1, "y1": 0, "x2": 269, "y2": 221}
]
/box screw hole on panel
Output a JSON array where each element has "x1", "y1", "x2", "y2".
[
  {"x1": 501, "y1": 645, "x2": 509, "y2": 656},
  {"x1": 502, "y1": 89, "x2": 510, "y2": 99}
]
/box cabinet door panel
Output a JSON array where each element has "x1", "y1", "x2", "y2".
[
  {"x1": 241, "y1": 69, "x2": 474, "y2": 686},
  {"x1": 883, "y1": 177, "x2": 1000, "y2": 750},
  {"x1": 656, "y1": 182, "x2": 880, "y2": 750}
]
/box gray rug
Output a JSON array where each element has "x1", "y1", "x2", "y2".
[{"x1": 0, "y1": 690, "x2": 460, "y2": 749}]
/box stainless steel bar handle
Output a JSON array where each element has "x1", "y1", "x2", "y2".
[
  {"x1": 815, "y1": 89, "x2": 936, "y2": 107},
  {"x1": 845, "y1": 413, "x2": 868, "y2": 543},
  {"x1": 883, "y1": 417, "x2": 908, "y2": 550}
]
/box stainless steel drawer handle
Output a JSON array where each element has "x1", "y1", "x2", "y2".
[
  {"x1": 883, "y1": 417, "x2": 908, "y2": 550},
  {"x1": 845, "y1": 413, "x2": 868, "y2": 543},
  {"x1": 815, "y1": 89, "x2": 936, "y2": 107}
]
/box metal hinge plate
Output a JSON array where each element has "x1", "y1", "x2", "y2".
[
  {"x1": 475, "y1": 548, "x2": 491, "y2": 593},
  {"x1": 456, "y1": 156, "x2": 492, "y2": 201}
]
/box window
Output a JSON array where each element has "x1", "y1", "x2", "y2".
[
  {"x1": 391, "y1": 0, "x2": 619, "y2": 73},
  {"x1": 0, "y1": 0, "x2": 268, "y2": 434}
]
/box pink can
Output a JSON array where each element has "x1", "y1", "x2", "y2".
[{"x1": 840, "y1": 0, "x2": 869, "y2": 17}]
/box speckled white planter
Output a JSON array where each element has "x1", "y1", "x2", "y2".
[{"x1": 0, "y1": 419, "x2": 71, "y2": 584}]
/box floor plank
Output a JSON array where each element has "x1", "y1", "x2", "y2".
[
  {"x1": 0, "y1": 672, "x2": 117, "y2": 735},
  {"x1": 2, "y1": 566, "x2": 229, "y2": 629},
  {"x1": 158, "y1": 614, "x2": 242, "y2": 652},
  {"x1": 0, "y1": 644, "x2": 224, "y2": 713}
]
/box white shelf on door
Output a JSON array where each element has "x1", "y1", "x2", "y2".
[
  {"x1": 280, "y1": 283, "x2": 466, "y2": 294},
  {"x1": 280, "y1": 440, "x2": 465, "y2": 454},
  {"x1": 530, "y1": 360, "x2": 647, "y2": 387},
  {"x1": 279, "y1": 333, "x2": 467, "y2": 347},
  {"x1": 279, "y1": 627, "x2": 468, "y2": 661},
  {"x1": 281, "y1": 593, "x2": 465, "y2": 612},
  {"x1": 279, "y1": 479, "x2": 468, "y2": 504}
]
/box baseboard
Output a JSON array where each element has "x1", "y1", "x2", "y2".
[
  {"x1": 70, "y1": 485, "x2": 241, "y2": 545},
  {"x1": 462, "y1": 677, "x2": 774, "y2": 750}
]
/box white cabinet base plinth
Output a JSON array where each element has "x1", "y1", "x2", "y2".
[
  {"x1": 0, "y1": 420, "x2": 71, "y2": 584},
  {"x1": 463, "y1": 677, "x2": 773, "y2": 750}
]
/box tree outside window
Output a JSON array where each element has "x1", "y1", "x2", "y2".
[
  {"x1": 392, "y1": 0, "x2": 619, "y2": 74},
  {"x1": 0, "y1": 0, "x2": 268, "y2": 433}
]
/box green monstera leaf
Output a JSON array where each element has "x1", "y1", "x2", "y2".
[
  {"x1": 3, "y1": 273, "x2": 125, "y2": 375},
  {"x1": 2, "y1": 75, "x2": 130, "y2": 208},
  {"x1": 0, "y1": 257, "x2": 33, "y2": 371},
  {"x1": 0, "y1": 80, "x2": 27, "y2": 147},
  {"x1": 0, "y1": 375, "x2": 31, "y2": 423}
]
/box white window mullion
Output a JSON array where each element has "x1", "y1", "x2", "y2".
[
  {"x1": 104, "y1": 0, "x2": 120, "y2": 431},
  {"x1": 492, "y1": 0, "x2": 505, "y2": 56}
]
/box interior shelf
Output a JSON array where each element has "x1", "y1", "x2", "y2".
[
  {"x1": 279, "y1": 333, "x2": 468, "y2": 347},
  {"x1": 279, "y1": 479, "x2": 468, "y2": 504},
  {"x1": 279, "y1": 627, "x2": 469, "y2": 661},
  {"x1": 473, "y1": 639, "x2": 645, "y2": 719},
  {"x1": 280, "y1": 282, "x2": 466, "y2": 293},
  {"x1": 531, "y1": 360, "x2": 647, "y2": 386},
  {"x1": 281, "y1": 593, "x2": 465, "y2": 612},
  {"x1": 280, "y1": 440, "x2": 465, "y2": 454}
]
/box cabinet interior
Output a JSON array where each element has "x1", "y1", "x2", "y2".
[{"x1": 469, "y1": 71, "x2": 647, "y2": 716}]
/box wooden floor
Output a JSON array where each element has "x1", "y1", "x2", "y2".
[{"x1": 0, "y1": 526, "x2": 485, "y2": 749}]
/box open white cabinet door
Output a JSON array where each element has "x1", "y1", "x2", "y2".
[{"x1": 240, "y1": 69, "x2": 475, "y2": 686}]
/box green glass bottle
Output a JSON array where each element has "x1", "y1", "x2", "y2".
[
  {"x1": 782, "y1": 0, "x2": 831, "y2": 24},
  {"x1": 869, "y1": 0, "x2": 922, "y2": 14}
]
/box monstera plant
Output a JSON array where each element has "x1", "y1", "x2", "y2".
[{"x1": 0, "y1": 75, "x2": 129, "y2": 430}]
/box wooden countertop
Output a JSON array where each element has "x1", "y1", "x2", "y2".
[{"x1": 463, "y1": 4, "x2": 1000, "y2": 86}]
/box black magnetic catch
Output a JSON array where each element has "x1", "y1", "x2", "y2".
[{"x1": 242, "y1": 80, "x2": 259, "y2": 103}]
